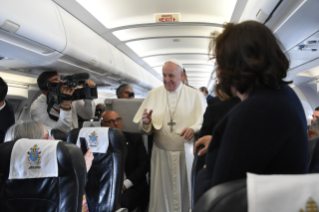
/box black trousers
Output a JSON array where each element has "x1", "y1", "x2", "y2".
[{"x1": 121, "y1": 185, "x2": 149, "y2": 212}]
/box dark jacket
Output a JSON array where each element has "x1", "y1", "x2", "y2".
[
  {"x1": 123, "y1": 132, "x2": 149, "y2": 189},
  {"x1": 195, "y1": 85, "x2": 308, "y2": 201},
  {"x1": 0, "y1": 100, "x2": 15, "y2": 143},
  {"x1": 207, "y1": 96, "x2": 222, "y2": 106},
  {"x1": 199, "y1": 97, "x2": 241, "y2": 138}
]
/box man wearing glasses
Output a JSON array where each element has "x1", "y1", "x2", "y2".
[
  {"x1": 101, "y1": 110, "x2": 149, "y2": 212},
  {"x1": 116, "y1": 84, "x2": 134, "y2": 99}
]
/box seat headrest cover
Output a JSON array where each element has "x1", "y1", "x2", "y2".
[
  {"x1": 9, "y1": 139, "x2": 60, "y2": 179},
  {"x1": 76, "y1": 127, "x2": 109, "y2": 153},
  {"x1": 247, "y1": 172, "x2": 319, "y2": 212}
]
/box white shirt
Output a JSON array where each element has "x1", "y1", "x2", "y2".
[{"x1": 30, "y1": 94, "x2": 95, "y2": 134}]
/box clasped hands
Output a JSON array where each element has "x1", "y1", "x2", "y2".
[{"x1": 142, "y1": 109, "x2": 194, "y2": 140}]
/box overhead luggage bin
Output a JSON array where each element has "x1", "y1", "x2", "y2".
[
  {"x1": 0, "y1": 29, "x2": 63, "y2": 69},
  {"x1": 57, "y1": 7, "x2": 114, "y2": 76},
  {"x1": 0, "y1": 0, "x2": 66, "y2": 52}
]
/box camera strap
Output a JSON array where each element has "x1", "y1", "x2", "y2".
[{"x1": 47, "y1": 96, "x2": 59, "y2": 122}]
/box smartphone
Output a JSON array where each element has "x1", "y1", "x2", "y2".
[{"x1": 80, "y1": 137, "x2": 88, "y2": 154}]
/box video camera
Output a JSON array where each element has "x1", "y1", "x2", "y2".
[{"x1": 45, "y1": 73, "x2": 98, "y2": 106}]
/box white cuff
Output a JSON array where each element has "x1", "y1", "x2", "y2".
[
  {"x1": 59, "y1": 108, "x2": 72, "y2": 118},
  {"x1": 123, "y1": 179, "x2": 134, "y2": 189}
]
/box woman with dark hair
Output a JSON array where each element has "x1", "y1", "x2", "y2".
[{"x1": 195, "y1": 21, "x2": 308, "y2": 201}]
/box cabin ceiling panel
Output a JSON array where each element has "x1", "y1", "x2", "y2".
[
  {"x1": 239, "y1": 0, "x2": 279, "y2": 23},
  {"x1": 125, "y1": 38, "x2": 211, "y2": 57},
  {"x1": 287, "y1": 31, "x2": 319, "y2": 73},
  {"x1": 75, "y1": 0, "x2": 237, "y2": 28},
  {"x1": 274, "y1": 0, "x2": 319, "y2": 52},
  {"x1": 112, "y1": 26, "x2": 222, "y2": 41}
]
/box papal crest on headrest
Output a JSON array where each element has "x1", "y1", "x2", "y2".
[
  {"x1": 300, "y1": 198, "x2": 318, "y2": 212},
  {"x1": 89, "y1": 131, "x2": 98, "y2": 147},
  {"x1": 27, "y1": 144, "x2": 41, "y2": 169}
]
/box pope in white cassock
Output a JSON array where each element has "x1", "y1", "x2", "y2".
[{"x1": 133, "y1": 59, "x2": 207, "y2": 212}]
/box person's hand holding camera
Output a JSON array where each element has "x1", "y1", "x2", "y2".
[
  {"x1": 60, "y1": 85, "x2": 75, "y2": 111},
  {"x1": 86, "y1": 80, "x2": 96, "y2": 87}
]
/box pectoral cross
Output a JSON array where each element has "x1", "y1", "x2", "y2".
[{"x1": 167, "y1": 118, "x2": 176, "y2": 133}]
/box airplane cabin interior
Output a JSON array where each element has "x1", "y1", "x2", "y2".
[{"x1": 1, "y1": 0, "x2": 319, "y2": 211}]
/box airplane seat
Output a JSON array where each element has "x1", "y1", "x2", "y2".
[
  {"x1": 104, "y1": 98, "x2": 150, "y2": 154},
  {"x1": 67, "y1": 128, "x2": 81, "y2": 144},
  {"x1": 50, "y1": 128, "x2": 68, "y2": 141},
  {"x1": 104, "y1": 99, "x2": 151, "y2": 211},
  {"x1": 308, "y1": 136, "x2": 319, "y2": 173},
  {"x1": 67, "y1": 127, "x2": 128, "y2": 212},
  {"x1": 0, "y1": 138, "x2": 86, "y2": 212},
  {"x1": 194, "y1": 179, "x2": 247, "y2": 212},
  {"x1": 194, "y1": 173, "x2": 319, "y2": 212}
]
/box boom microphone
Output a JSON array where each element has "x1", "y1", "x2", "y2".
[{"x1": 63, "y1": 73, "x2": 90, "y2": 81}]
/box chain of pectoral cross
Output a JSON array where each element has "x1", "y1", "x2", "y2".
[{"x1": 166, "y1": 87, "x2": 183, "y2": 132}]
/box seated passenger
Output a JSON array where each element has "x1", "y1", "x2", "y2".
[
  {"x1": 101, "y1": 111, "x2": 149, "y2": 212},
  {"x1": 311, "y1": 107, "x2": 319, "y2": 124},
  {"x1": 116, "y1": 84, "x2": 134, "y2": 99},
  {"x1": 0, "y1": 77, "x2": 15, "y2": 143},
  {"x1": 96, "y1": 103, "x2": 107, "y2": 119},
  {"x1": 5, "y1": 120, "x2": 94, "y2": 211},
  {"x1": 195, "y1": 21, "x2": 308, "y2": 202},
  {"x1": 5, "y1": 120, "x2": 54, "y2": 141},
  {"x1": 308, "y1": 118, "x2": 319, "y2": 139},
  {"x1": 30, "y1": 71, "x2": 96, "y2": 134}
]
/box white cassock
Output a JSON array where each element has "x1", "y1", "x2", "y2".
[{"x1": 133, "y1": 83, "x2": 207, "y2": 212}]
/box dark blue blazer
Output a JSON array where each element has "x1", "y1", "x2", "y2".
[{"x1": 195, "y1": 85, "x2": 308, "y2": 201}]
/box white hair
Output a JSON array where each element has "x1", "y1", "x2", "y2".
[{"x1": 5, "y1": 121, "x2": 44, "y2": 142}]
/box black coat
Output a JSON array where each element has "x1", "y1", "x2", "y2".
[
  {"x1": 207, "y1": 96, "x2": 222, "y2": 106},
  {"x1": 0, "y1": 100, "x2": 15, "y2": 143},
  {"x1": 123, "y1": 132, "x2": 149, "y2": 189},
  {"x1": 199, "y1": 97, "x2": 241, "y2": 138},
  {"x1": 195, "y1": 85, "x2": 308, "y2": 201}
]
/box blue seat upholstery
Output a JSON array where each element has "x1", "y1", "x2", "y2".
[
  {"x1": 194, "y1": 179, "x2": 247, "y2": 212},
  {"x1": 67, "y1": 128, "x2": 127, "y2": 212},
  {"x1": 0, "y1": 140, "x2": 86, "y2": 212}
]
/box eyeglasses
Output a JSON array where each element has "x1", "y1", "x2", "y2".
[{"x1": 103, "y1": 117, "x2": 122, "y2": 125}]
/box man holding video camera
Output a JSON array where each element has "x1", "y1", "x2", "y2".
[{"x1": 30, "y1": 71, "x2": 96, "y2": 134}]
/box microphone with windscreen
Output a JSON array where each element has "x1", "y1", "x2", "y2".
[{"x1": 61, "y1": 73, "x2": 90, "y2": 88}]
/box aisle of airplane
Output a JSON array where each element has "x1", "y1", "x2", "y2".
[{"x1": 0, "y1": 0, "x2": 319, "y2": 124}]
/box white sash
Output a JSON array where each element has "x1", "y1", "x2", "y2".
[{"x1": 154, "y1": 133, "x2": 194, "y2": 205}]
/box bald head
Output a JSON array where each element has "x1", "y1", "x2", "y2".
[
  {"x1": 162, "y1": 62, "x2": 184, "y2": 92},
  {"x1": 101, "y1": 111, "x2": 123, "y2": 131}
]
